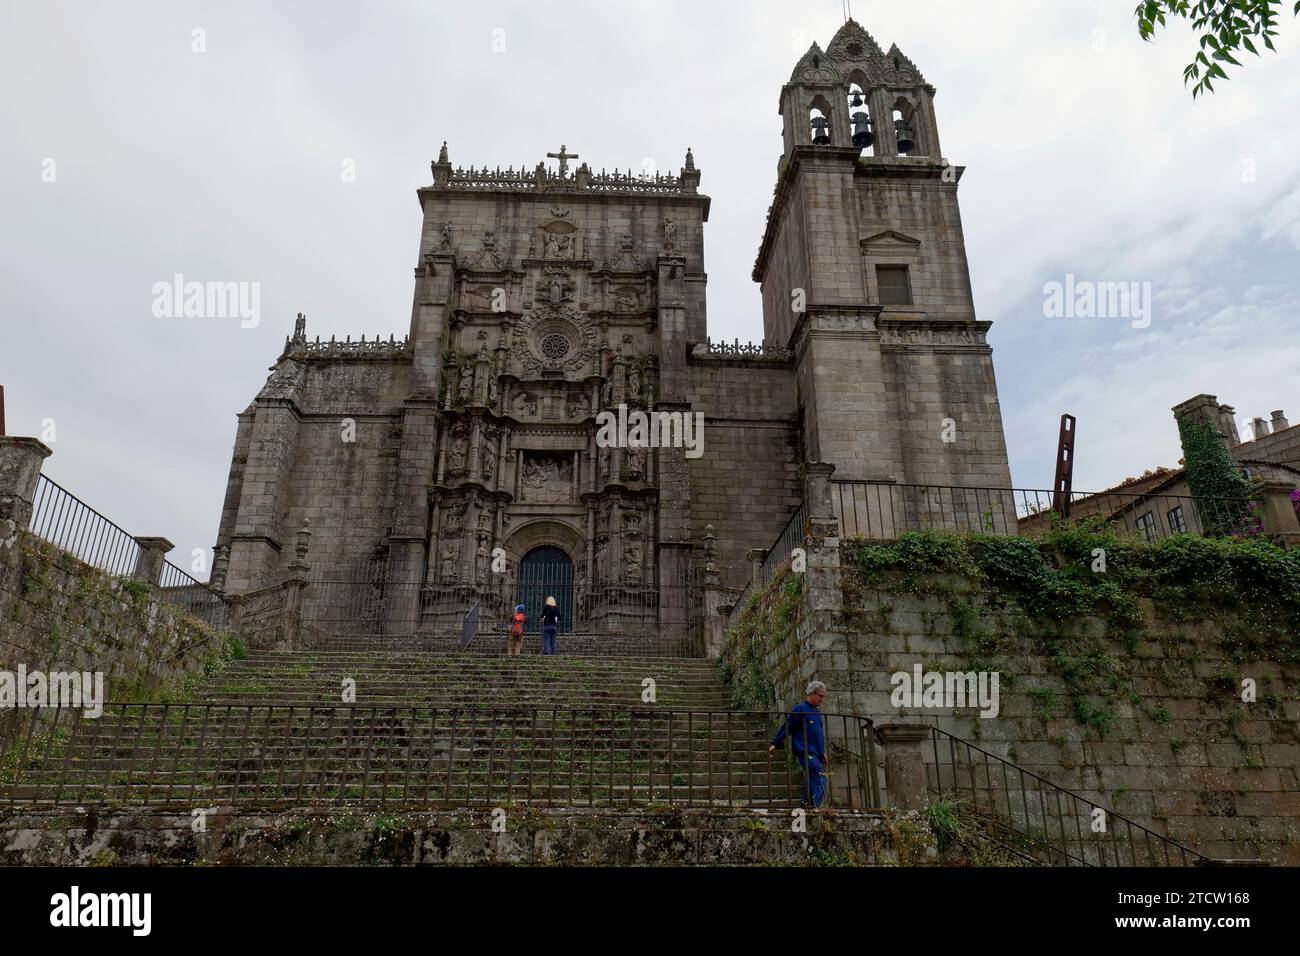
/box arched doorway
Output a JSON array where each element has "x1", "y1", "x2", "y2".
[{"x1": 515, "y1": 546, "x2": 573, "y2": 633}]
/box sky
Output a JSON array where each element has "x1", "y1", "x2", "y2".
[{"x1": 2, "y1": 0, "x2": 1298, "y2": 580}]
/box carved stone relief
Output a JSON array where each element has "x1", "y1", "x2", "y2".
[{"x1": 521, "y1": 452, "x2": 573, "y2": 504}]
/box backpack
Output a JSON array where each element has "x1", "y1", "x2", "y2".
[{"x1": 511, "y1": 612, "x2": 525, "y2": 637}]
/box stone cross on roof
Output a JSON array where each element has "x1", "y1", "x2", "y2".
[{"x1": 546, "y1": 144, "x2": 579, "y2": 178}]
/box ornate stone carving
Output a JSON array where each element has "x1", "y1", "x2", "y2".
[
  {"x1": 605, "y1": 235, "x2": 645, "y2": 273},
  {"x1": 612, "y1": 286, "x2": 641, "y2": 313},
  {"x1": 662, "y1": 217, "x2": 677, "y2": 251},
  {"x1": 481, "y1": 426, "x2": 499, "y2": 483},
  {"x1": 565, "y1": 390, "x2": 590, "y2": 420},
  {"x1": 623, "y1": 541, "x2": 643, "y2": 580},
  {"x1": 877, "y1": 321, "x2": 988, "y2": 347},
  {"x1": 463, "y1": 284, "x2": 502, "y2": 312},
  {"x1": 545, "y1": 231, "x2": 576, "y2": 259},
  {"x1": 510, "y1": 305, "x2": 597, "y2": 379},
  {"x1": 447, "y1": 424, "x2": 469, "y2": 476},
  {"x1": 512, "y1": 390, "x2": 539, "y2": 418},
  {"x1": 521, "y1": 453, "x2": 573, "y2": 503},
  {"x1": 538, "y1": 269, "x2": 575, "y2": 305},
  {"x1": 439, "y1": 540, "x2": 460, "y2": 583}
]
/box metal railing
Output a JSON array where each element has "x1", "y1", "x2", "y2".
[
  {"x1": 159, "y1": 561, "x2": 230, "y2": 629},
  {"x1": 926, "y1": 726, "x2": 1205, "y2": 866},
  {"x1": 832, "y1": 479, "x2": 1261, "y2": 544},
  {"x1": 732, "y1": 502, "x2": 808, "y2": 615},
  {"x1": 1, "y1": 705, "x2": 881, "y2": 812},
  {"x1": 28, "y1": 474, "x2": 143, "y2": 578},
  {"x1": 26, "y1": 474, "x2": 228, "y2": 626}
]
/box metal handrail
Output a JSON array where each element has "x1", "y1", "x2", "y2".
[
  {"x1": 925, "y1": 725, "x2": 1205, "y2": 867},
  {"x1": 1, "y1": 705, "x2": 882, "y2": 812},
  {"x1": 831, "y1": 478, "x2": 1260, "y2": 543},
  {"x1": 26, "y1": 474, "x2": 228, "y2": 625}
]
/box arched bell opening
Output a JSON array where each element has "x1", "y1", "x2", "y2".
[
  {"x1": 808, "y1": 94, "x2": 834, "y2": 146},
  {"x1": 847, "y1": 75, "x2": 874, "y2": 157},
  {"x1": 891, "y1": 97, "x2": 919, "y2": 156}
]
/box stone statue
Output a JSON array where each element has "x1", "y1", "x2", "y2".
[
  {"x1": 448, "y1": 427, "x2": 468, "y2": 474},
  {"x1": 546, "y1": 231, "x2": 574, "y2": 259},
  {"x1": 440, "y1": 541, "x2": 459, "y2": 583},
  {"x1": 613, "y1": 288, "x2": 639, "y2": 313}
]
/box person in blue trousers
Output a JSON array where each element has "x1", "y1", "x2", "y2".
[
  {"x1": 768, "y1": 681, "x2": 829, "y2": 808},
  {"x1": 540, "y1": 595, "x2": 560, "y2": 655}
]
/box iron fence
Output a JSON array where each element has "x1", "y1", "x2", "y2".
[
  {"x1": 158, "y1": 561, "x2": 230, "y2": 629},
  {"x1": 732, "y1": 501, "x2": 808, "y2": 615},
  {"x1": 29, "y1": 474, "x2": 142, "y2": 578},
  {"x1": 26, "y1": 474, "x2": 229, "y2": 626},
  {"x1": 761, "y1": 500, "x2": 807, "y2": 583},
  {"x1": 832, "y1": 479, "x2": 1261, "y2": 544},
  {"x1": 925, "y1": 726, "x2": 1205, "y2": 866},
  {"x1": 1, "y1": 705, "x2": 881, "y2": 812}
]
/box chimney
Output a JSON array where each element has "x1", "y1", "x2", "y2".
[
  {"x1": 1251, "y1": 417, "x2": 1272, "y2": 440},
  {"x1": 1217, "y1": 404, "x2": 1241, "y2": 445},
  {"x1": 1271, "y1": 409, "x2": 1289, "y2": 433}
]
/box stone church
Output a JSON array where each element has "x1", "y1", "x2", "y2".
[{"x1": 210, "y1": 19, "x2": 1013, "y2": 635}]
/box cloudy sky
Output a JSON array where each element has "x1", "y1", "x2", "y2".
[{"x1": 2, "y1": 0, "x2": 1297, "y2": 579}]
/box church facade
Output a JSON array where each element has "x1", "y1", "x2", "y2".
[{"x1": 211, "y1": 20, "x2": 1013, "y2": 636}]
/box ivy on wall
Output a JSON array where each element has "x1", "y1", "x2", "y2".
[
  {"x1": 841, "y1": 527, "x2": 1300, "y2": 732},
  {"x1": 718, "y1": 567, "x2": 803, "y2": 712},
  {"x1": 1176, "y1": 414, "x2": 1257, "y2": 535}
]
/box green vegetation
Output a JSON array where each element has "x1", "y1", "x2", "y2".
[
  {"x1": 1176, "y1": 415, "x2": 1258, "y2": 535},
  {"x1": 1136, "y1": 0, "x2": 1298, "y2": 98},
  {"x1": 718, "y1": 567, "x2": 803, "y2": 711},
  {"x1": 841, "y1": 526, "x2": 1300, "y2": 733}
]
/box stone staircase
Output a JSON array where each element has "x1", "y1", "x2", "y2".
[
  {"x1": 193, "y1": 649, "x2": 732, "y2": 709},
  {"x1": 1, "y1": 642, "x2": 847, "y2": 813}
]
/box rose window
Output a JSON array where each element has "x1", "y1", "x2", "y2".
[{"x1": 540, "y1": 333, "x2": 570, "y2": 361}]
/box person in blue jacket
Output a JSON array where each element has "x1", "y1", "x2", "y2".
[{"x1": 768, "y1": 681, "x2": 829, "y2": 807}]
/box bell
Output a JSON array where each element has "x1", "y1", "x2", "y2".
[
  {"x1": 895, "y1": 118, "x2": 915, "y2": 154},
  {"x1": 851, "y1": 92, "x2": 863, "y2": 108},
  {"x1": 852, "y1": 111, "x2": 874, "y2": 148},
  {"x1": 810, "y1": 116, "x2": 831, "y2": 146}
]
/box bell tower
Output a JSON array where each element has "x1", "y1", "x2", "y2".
[{"x1": 754, "y1": 19, "x2": 1013, "y2": 491}]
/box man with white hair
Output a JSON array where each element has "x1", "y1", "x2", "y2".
[{"x1": 768, "y1": 680, "x2": 829, "y2": 807}]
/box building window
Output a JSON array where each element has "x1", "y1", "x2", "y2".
[
  {"x1": 877, "y1": 265, "x2": 912, "y2": 305},
  {"x1": 1135, "y1": 510, "x2": 1156, "y2": 543},
  {"x1": 540, "y1": 333, "x2": 570, "y2": 360},
  {"x1": 1167, "y1": 506, "x2": 1187, "y2": 534}
]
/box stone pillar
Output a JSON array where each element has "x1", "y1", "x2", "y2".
[
  {"x1": 1173, "y1": 394, "x2": 1232, "y2": 451},
  {"x1": 746, "y1": 548, "x2": 765, "y2": 591},
  {"x1": 210, "y1": 545, "x2": 230, "y2": 592},
  {"x1": 131, "y1": 536, "x2": 175, "y2": 586},
  {"x1": 0, "y1": 437, "x2": 53, "y2": 621},
  {"x1": 802, "y1": 462, "x2": 842, "y2": 628},
  {"x1": 283, "y1": 520, "x2": 312, "y2": 649},
  {"x1": 875, "y1": 723, "x2": 932, "y2": 811},
  {"x1": 804, "y1": 461, "x2": 837, "y2": 527},
  {"x1": 227, "y1": 387, "x2": 303, "y2": 593},
  {"x1": 0, "y1": 437, "x2": 52, "y2": 531},
  {"x1": 700, "y1": 525, "x2": 727, "y2": 658},
  {"x1": 1256, "y1": 479, "x2": 1300, "y2": 547},
  {"x1": 388, "y1": 398, "x2": 440, "y2": 634}
]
